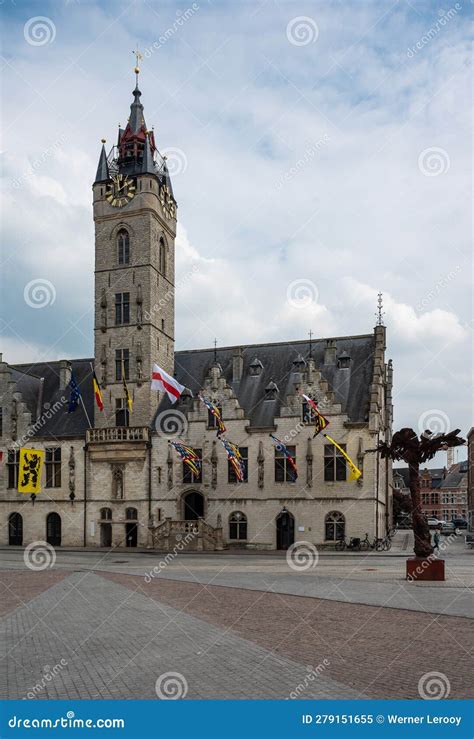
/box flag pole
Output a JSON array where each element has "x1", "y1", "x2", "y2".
[{"x1": 80, "y1": 393, "x2": 93, "y2": 429}]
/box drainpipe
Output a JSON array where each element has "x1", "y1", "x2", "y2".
[
  {"x1": 147, "y1": 439, "x2": 152, "y2": 521},
  {"x1": 83, "y1": 444, "x2": 87, "y2": 547},
  {"x1": 375, "y1": 432, "x2": 380, "y2": 540}
]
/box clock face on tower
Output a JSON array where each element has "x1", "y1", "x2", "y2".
[
  {"x1": 105, "y1": 174, "x2": 136, "y2": 207},
  {"x1": 160, "y1": 184, "x2": 176, "y2": 220}
]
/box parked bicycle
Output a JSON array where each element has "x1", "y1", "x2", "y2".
[
  {"x1": 335, "y1": 536, "x2": 362, "y2": 551},
  {"x1": 360, "y1": 532, "x2": 390, "y2": 551}
]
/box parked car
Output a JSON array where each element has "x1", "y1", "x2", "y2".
[
  {"x1": 440, "y1": 521, "x2": 456, "y2": 536},
  {"x1": 452, "y1": 518, "x2": 468, "y2": 529},
  {"x1": 465, "y1": 532, "x2": 474, "y2": 548},
  {"x1": 427, "y1": 518, "x2": 443, "y2": 529}
]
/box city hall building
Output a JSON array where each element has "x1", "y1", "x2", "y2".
[{"x1": 0, "y1": 73, "x2": 393, "y2": 551}]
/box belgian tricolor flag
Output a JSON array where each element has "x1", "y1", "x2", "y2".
[{"x1": 92, "y1": 368, "x2": 104, "y2": 411}]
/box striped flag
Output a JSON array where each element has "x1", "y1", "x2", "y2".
[
  {"x1": 199, "y1": 395, "x2": 226, "y2": 436},
  {"x1": 122, "y1": 361, "x2": 133, "y2": 412},
  {"x1": 324, "y1": 434, "x2": 362, "y2": 480},
  {"x1": 151, "y1": 363, "x2": 185, "y2": 404},
  {"x1": 300, "y1": 392, "x2": 329, "y2": 437},
  {"x1": 92, "y1": 369, "x2": 104, "y2": 411},
  {"x1": 170, "y1": 441, "x2": 201, "y2": 476},
  {"x1": 220, "y1": 437, "x2": 245, "y2": 481},
  {"x1": 270, "y1": 434, "x2": 298, "y2": 481}
]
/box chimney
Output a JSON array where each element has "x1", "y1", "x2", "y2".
[
  {"x1": 59, "y1": 360, "x2": 72, "y2": 391},
  {"x1": 233, "y1": 347, "x2": 243, "y2": 383},
  {"x1": 324, "y1": 339, "x2": 337, "y2": 365}
]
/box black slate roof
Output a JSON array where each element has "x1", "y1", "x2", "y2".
[
  {"x1": 8, "y1": 334, "x2": 376, "y2": 438},
  {"x1": 440, "y1": 462, "x2": 468, "y2": 489},
  {"x1": 10, "y1": 359, "x2": 95, "y2": 439},
  {"x1": 160, "y1": 334, "x2": 375, "y2": 429}
]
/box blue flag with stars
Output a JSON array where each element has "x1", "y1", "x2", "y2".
[{"x1": 68, "y1": 372, "x2": 81, "y2": 413}]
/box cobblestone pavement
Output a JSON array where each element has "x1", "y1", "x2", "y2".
[
  {"x1": 1, "y1": 571, "x2": 356, "y2": 700},
  {"x1": 0, "y1": 568, "x2": 472, "y2": 701},
  {"x1": 2, "y1": 541, "x2": 472, "y2": 616}
]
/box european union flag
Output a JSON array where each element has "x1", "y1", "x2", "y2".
[{"x1": 68, "y1": 372, "x2": 81, "y2": 413}]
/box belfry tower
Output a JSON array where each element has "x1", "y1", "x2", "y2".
[{"x1": 92, "y1": 64, "x2": 177, "y2": 428}]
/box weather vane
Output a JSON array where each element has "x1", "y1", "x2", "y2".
[
  {"x1": 132, "y1": 44, "x2": 143, "y2": 84},
  {"x1": 376, "y1": 292, "x2": 385, "y2": 326}
]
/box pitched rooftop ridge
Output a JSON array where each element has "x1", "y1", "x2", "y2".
[{"x1": 175, "y1": 333, "x2": 374, "y2": 356}]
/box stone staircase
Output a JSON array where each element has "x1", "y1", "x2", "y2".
[{"x1": 148, "y1": 518, "x2": 224, "y2": 551}]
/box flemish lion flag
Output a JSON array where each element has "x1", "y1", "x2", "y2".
[
  {"x1": 324, "y1": 434, "x2": 362, "y2": 481},
  {"x1": 18, "y1": 448, "x2": 45, "y2": 494}
]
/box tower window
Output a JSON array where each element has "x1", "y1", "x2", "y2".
[
  {"x1": 159, "y1": 237, "x2": 166, "y2": 275},
  {"x1": 117, "y1": 229, "x2": 130, "y2": 265},
  {"x1": 115, "y1": 293, "x2": 130, "y2": 325},
  {"x1": 115, "y1": 349, "x2": 129, "y2": 381},
  {"x1": 115, "y1": 398, "x2": 129, "y2": 427}
]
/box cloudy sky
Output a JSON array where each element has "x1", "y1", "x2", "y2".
[{"x1": 1, "y1": 0, "x2": 471, "y2": 462}]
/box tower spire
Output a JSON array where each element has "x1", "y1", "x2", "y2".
[{"x1": 95, "y1": 139, "x2": 109, "y2": 183}]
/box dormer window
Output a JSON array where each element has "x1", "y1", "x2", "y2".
[
  {"x1": 264, "y1": 380, "x2": 278, "y2": 401},
  {"x1": 249, "y1": 357, "x2": 263, "y2": 377},
  {"x1": 292, "y1": 354, "x2": 306, "y2": 371},
  {"x1": 337, "y1": 351, "x2": 351, "y2": 369}
]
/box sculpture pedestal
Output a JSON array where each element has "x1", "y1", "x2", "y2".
[{"x1": 406, "y1": 557, "x2": 445, "y2": 582}]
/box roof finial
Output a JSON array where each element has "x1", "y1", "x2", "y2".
[
  {"x1": 308, "y1": 329, "x2": 313, "y2": 359},
  {"x1": 213, "y1": 338, "x2": 218, "y2": 364},
  {"x1": 376, "y1": 291, "x2": 385, "y2": 326},
  {"x1": 132, "y1": 44, "x2": 142, "y2": 86}
]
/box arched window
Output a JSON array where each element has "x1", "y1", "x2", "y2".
[
  {"x1": 101, "y1": 508, "x2": 112, "y2": 520},
  {"x1": 8, "y1": 512, "x2": 23, "y2": 545},
  {"x1": 229, "y1": 511, "x2": 247, "y2": 541},
  {"x1": 325, "y1": 511, "x2": 345, "y2": 541},
  {"x1": 125, "y1": 507, "x2": 138, "y2": 520},
  {"x1": 46, "y1": 512, "x2": 61, "y2": 547},
  {"x1": 159, "y1": 237, "x2": 166, "y2": 275},
  {"x1": 117, "y1": 229, "x2": 130, "y2": 265}
]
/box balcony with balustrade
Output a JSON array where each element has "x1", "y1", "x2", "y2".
[{"x1": 86, "y1": 426, "x2": 150, "y2": 462}]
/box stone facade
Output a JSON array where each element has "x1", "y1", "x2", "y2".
[{"x1": 0, "y1": 76, "x2": 393, "y2": 551}]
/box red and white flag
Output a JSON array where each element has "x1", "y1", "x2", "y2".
[{"x1": 151, "y1": 363, "x2": 185, "y2": 404}]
